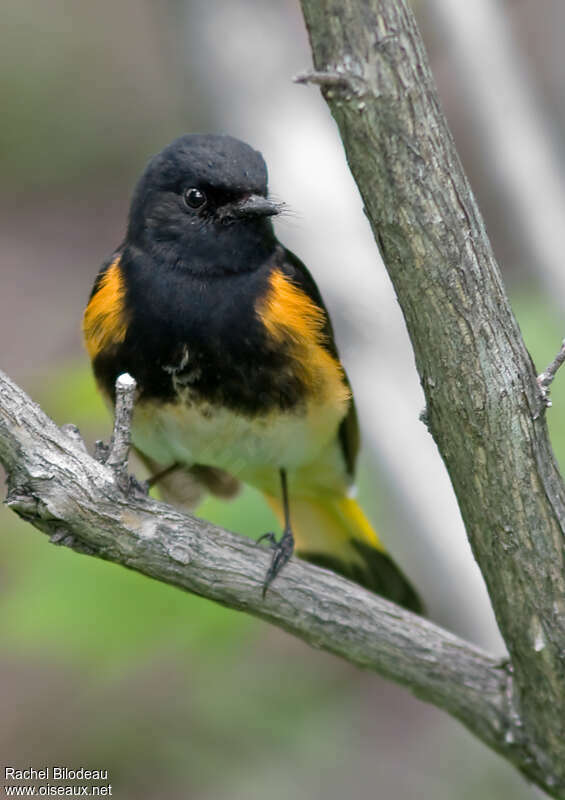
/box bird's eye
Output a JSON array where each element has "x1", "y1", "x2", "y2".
[{"x1": 183, "y1": 187, "x2": 206, "y2": 209}]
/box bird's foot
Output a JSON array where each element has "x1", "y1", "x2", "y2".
[
  {"x1": 129, "y1": 475, "x2": 151, "y2": 497},
  {"x1": 257, "y1": 531, "x2": 278, "y2": 547},
  {"x1": 258, "y1": 526, "x2": 295, "y2": 598}
]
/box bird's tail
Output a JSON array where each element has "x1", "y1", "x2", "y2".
[{"x1": 265, "y1": 493, "x2": 423, "y2": 614}]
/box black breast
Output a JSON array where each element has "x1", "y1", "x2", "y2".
[{"x1": 92, "y1": 248, "x2": 306, "y2": 416}]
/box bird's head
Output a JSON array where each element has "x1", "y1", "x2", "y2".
[{"x1": 126, "y1": 134, "x2": 282, "y2": 275}]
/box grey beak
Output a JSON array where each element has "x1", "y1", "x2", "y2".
[{"x1": 220, "y1": 194, "x2": 283, "y2": 224}]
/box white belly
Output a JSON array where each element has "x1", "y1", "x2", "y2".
[{"x1": 131, "y1": 397, "x2": 345, "y2": 492}]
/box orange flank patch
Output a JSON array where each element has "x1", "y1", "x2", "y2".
[
  {"x1": 257, "y1": 269, "x2": 350, "y2": 407},
  {"x1": 83, "y1": 257, "x2": 128, "y2": 359}
]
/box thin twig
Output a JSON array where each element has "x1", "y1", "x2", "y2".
[
  {"x1": 294, "y1": 69, "x2": 367, "y2": 97},
  {"x1": 536, "y1": 338, "x2": 565, "y2": 413},
  {"x1": 104, "y1": 373, "x2": 137, "y2": 491},
  {"x1": 294, "y1": 69, "x2": 349, "y2": 86}
]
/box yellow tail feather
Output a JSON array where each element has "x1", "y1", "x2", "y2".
[{"x1": 265, "y1": 493, "x2": 423, "y2": 613}]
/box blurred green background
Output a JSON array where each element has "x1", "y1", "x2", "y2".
[{"x1": 1, "y1": 1, "x2": 563, "y2": 798}]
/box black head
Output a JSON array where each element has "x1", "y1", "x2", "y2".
[{"x1": 126, "y1": 134, "x2": 282, "y2": 275}]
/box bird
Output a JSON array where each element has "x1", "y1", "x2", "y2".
[{"x1": 83, "y1": 133, "x2": 422, "y2": 612}]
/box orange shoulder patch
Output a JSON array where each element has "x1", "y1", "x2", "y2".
[
  {"x1": 257, "y1": 269, "x2": 350, "y2": 406},
  {"x1": 83, "y1": 257, "x2": 128, "y2": 359},
  {"x1": 259, "y1": 269, "x2": 327, "y2": 345}
]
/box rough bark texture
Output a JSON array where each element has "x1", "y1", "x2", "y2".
[
  {"x1": 297, "y1": 0, "x2": 565, "y2": 795},
  {"x1": 0, "y1": 369, "x2": 510, "y2": 754}
]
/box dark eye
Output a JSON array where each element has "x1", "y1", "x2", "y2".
[{"x1": 183, "y1": 187, "x2": 206, "y2": 209}]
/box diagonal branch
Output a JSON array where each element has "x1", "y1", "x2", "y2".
[
  {"x1": 1, "y1": 368, "x2": 516, "y2": 767},
  {"x1": 297, "y1": 0, "x2": 565, "y2": 795}
]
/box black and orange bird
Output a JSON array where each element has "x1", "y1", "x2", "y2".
[{"x1": 83, "y1": 133, "x2": 422, "y2": 611}]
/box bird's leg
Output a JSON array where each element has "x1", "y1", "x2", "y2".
[
  {"x1": 145, "y1": 462, "x2": 180, "y2": 490},
  {"x1": 259, "y1": 469, "x2": 295, "y2": 597}
]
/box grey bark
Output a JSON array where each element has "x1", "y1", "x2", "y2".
[
  {"x1": 103, "y1": 372, "x2": 137, "y2": 491},
  {"x1": 297, "y1": 0, "x2": 565, "y2": 796}
]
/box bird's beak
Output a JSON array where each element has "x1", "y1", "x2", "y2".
[{"x1": 220, "y1": 195, "x2": 283, "y2": 223}]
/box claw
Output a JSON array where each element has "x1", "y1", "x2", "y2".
[
  {"x1": 262, "y1": 526, "x2": 294, "y2": 598},
  {"x1": 257, "y1": 531, "x2": 278, "y2": 547},
  {"x1": 128, "y1": 475, "x2": 151, "y2": 497}
]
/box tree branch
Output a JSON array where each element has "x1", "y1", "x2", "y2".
[
  {"x1": 0, "y1": 369, "x2": 516, "y2": 770},
  {"x1": 297, "y1": 0, "x2": 565, "y2": 795}
]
